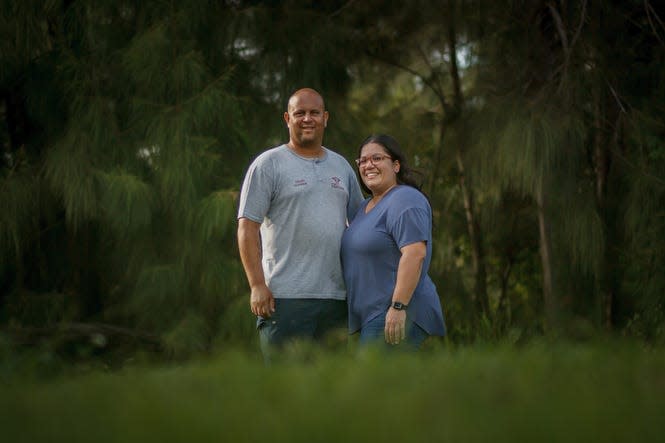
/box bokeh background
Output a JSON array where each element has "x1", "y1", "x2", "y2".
[
  {"x1": 0, "y1": 0, "x2": 665, "y2": 442},
  {"x1": 1, "y1": 1, "x2": 665, "y2": 439}
]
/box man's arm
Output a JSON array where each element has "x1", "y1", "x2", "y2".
[{"x1": 237, "y1": 217, "x2": 275, "y2": 317}]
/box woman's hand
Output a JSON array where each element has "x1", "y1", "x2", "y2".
[{"x1": 385, "y1": 307, "x2": 407, "y2": 345}]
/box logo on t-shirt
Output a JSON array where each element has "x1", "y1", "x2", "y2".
[
  {"x1": 293, "y1": 179, "x2": 308, "y2": 187},
  {"x1": 330, "y1": 176, "x2": 345, "y2": 190}
]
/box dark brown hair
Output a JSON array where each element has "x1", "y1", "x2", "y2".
[{"x1": 357, "y1": 134, "x2": 425, "y2": 195}]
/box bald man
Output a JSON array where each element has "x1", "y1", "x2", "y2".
[{"x1": 237, "y1": 88, "x2": 363, "y2": 360}]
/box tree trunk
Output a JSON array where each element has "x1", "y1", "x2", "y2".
[
  {"x1": 455, "y1": 148, "x2": 489, "y2": 317},
  {"x1": 447, "y1": 1, "x2": 489, "y2": 319},
  {"x1": 428, "y1": 118, "x2": 447, "y2": 197},
  {"x1": 497, "y1": 257, "x2": 513, "y2": 326},
  {"x1": 593, "y1": 93, "x2": 610, "y2": 329},
  {"x1": 593, "y1": 89, "x2": 623, "y2": 331},
  {"x1": 536, "y1": 183, "x2": 558, "y2": 331},
  {"x1": 429, "y1": 114, "x2": 489, "y2": 319}
]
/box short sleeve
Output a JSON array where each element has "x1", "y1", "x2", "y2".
[
  {"x1": 237, "y1": 156, "x2": 274, "y2": 223},
  {"x1": 388, "y1": 206, "x2": 431, "y2": 249},
  {"x1": 346, "y1": 166, "x2": 364, "y2": 221}
]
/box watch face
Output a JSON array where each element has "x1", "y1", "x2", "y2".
[{"x1": 393, "y1": 302, "x2": 406, "y2": 310}]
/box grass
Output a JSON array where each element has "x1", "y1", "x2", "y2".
[{"x1": 1, "y1": 340, "x2": 664, "y2": 442}]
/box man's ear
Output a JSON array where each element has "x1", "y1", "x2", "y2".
[{"x1": 284, "y1": 111, "x2": 290, "y2": 127}]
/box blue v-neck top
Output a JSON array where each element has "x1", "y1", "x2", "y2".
[{"x1": 341, "y1": 185, "x2": 446, "y2": 335}]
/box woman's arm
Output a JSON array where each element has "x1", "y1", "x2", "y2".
[{"x1": 385, "y1": 241, "x2": 426, "y2": 344}]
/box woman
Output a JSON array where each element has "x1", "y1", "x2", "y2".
[{"x1": 341, "y1": 134, "x2": 445, "y2": 349}]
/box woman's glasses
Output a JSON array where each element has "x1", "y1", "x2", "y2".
[{"x1": 355, "y1": 154, "x2": 392, "y2": 167}]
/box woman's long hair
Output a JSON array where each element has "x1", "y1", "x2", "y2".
[{"x1": 357, "y1": 134, "x2": 425, "y2": 196}]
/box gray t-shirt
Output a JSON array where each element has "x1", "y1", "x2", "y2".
[{"x1": 238, "y1": 144, "x2": 363, "y2": 300}]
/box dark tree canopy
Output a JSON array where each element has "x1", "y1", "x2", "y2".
[{"x1": 1, "y1": 0, "x2": 664, "y2": 358}]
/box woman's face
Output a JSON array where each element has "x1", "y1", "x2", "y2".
[{"x1": 357, "y1": 142, "x2": 399, "y2": 195}]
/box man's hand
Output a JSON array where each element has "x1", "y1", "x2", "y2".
[{"x1": 250, "y1": 283, "x2": 275, "y2": 317}]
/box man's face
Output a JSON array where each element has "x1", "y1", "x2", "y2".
[{"x1": 284, "y1": 91, "x2": 329, "y2": 148}]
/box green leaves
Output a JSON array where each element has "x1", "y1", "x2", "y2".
[
  {"x1": 0, "y1": 169, "x2": 39, "y2": 261},
  {"x1": 44, "y1": 135, "x2": 99, "y2": 231},
  {"x1": 98, "y1": 170, "x2": 154, "y2": 235},
  {"x1": 192, "y1": 190, "x2": 235, "y2": 243},
  {"x1": 131, "y1": 264, "x2": 186, "y2": 322},
  {"x1": 4, "y1": 0, "x2": 665, "y2": 351}
]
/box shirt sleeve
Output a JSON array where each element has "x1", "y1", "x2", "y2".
[
  {"x1": 346, "y1": 165, "x2": 365, "y2": 222},
  {"x1": 237, "y1": 155, "x2": 274, "y2": 223},
  {"x1": 388, "y1": 205, "x2": 431, "y2": 249}
]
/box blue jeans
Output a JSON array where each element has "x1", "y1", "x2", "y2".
[
  {"x1": 257, "y1": 298, "x2": 347, "y2": 361},
  {"x1": 359, "y1": 312, "x2": 428, "y2": 351}
]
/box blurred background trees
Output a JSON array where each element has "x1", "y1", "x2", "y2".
[{"x1": 1, "y1": 0, "x2": 664, "y2": 360}]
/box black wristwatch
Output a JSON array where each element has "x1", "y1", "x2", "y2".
[{"x1": 391, "y1": 301, "x2": 408, "y2": 310}]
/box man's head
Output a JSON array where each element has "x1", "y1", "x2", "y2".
[{"x1": 284, "y1": 88, "x2": 329, "y2": 152}]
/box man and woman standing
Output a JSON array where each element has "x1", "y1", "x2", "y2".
[{"x1": 237, "y1": 88, "x2": 445, "y2": 358}]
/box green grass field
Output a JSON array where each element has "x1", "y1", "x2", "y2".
[{"x1": 1, "y1": 340, "x2": 664, "y2": 442}]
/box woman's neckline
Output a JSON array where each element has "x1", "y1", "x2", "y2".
[{"x1": 364, "y1": 185, "x2": 399, "y2": 214}]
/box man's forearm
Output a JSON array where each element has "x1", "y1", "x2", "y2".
[{"x1": 237, "y1": 219, "x2": 265, "y2": 288}]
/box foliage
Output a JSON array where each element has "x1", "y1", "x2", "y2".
[
  {"x1": 1, "y1": 0, "x2": 665, "y2": 358},
  {"x1": 1, "y1": 342, "x2": 665, "y2": 442}
]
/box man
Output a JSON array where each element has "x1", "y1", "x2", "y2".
[{"x1": 237, "y1": 88, "x2": 363, "y2": 359}]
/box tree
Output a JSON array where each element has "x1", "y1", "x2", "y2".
[
  {"x1": 1, "y1": 1, "x2": 256, "y2": 355},
  {"x1": 469, "y1": 0, "x2": 665, "y2": 335},
  {"x1": 348, "y1": 0, "x2": 491, "y2": 321},
  {"x1": 0, "y1": 0, "x2": 374, "y2": 354}
]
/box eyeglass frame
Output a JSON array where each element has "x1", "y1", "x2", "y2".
[{"x1": 355, "y1": 153, "x2": 393, "y2": 167}]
